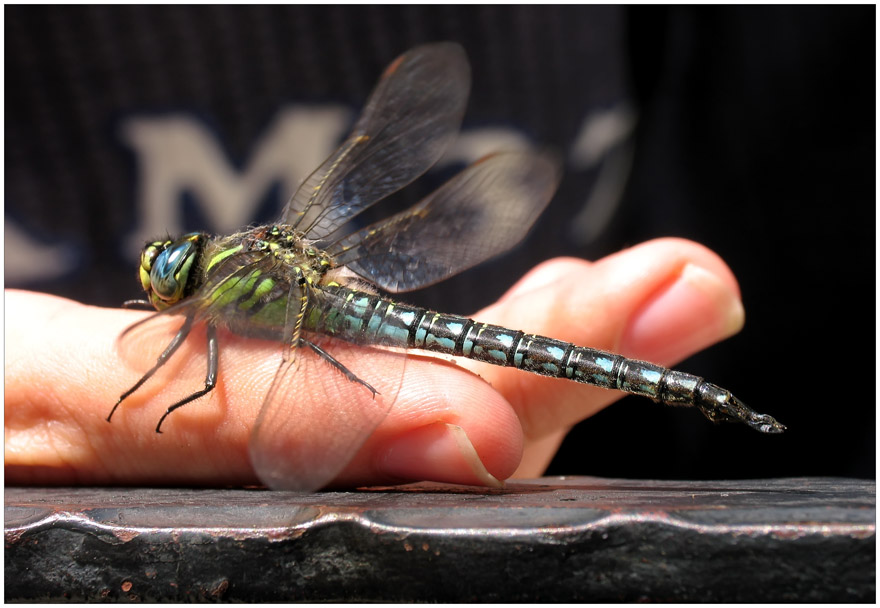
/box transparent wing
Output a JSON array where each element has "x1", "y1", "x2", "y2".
[
  {"x1": 116, "y1": 265, "x2": 406, "y2": 491},
  {"x1": 328, "y1": 151, "x2": 561, "y2": 293},
  {"x1": 249, "y1": 286, "x2": 407, "y2": 491},
  {"x1": 284, "y1": 42, "x2": 471, "y2": 240}
]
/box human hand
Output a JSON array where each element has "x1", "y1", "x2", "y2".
[{"x1": 5, "y1": 237, "x2": 744, "y2": 488}]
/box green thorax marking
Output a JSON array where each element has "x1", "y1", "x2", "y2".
[{"x1": 191, "y1": 225, "x2": 340, "y2": 336}]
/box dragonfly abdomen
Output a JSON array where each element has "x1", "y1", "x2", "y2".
[
  {"x1": 410, "y1": 309, "x2": 708, "y2": 405},
  {"x1": 308, "y1": 285, "x2": 784, "y2": 433},
  {"x1": 313, "y1": 286, "x2": 699, "y2": 404}
]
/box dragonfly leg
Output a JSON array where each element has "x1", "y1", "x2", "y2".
[
  {"x1": 279, "y1": 272, "x2": 310, "y2": 364},
  {"x1": 693, "y1": 382, "x2": 786, "y2": 434},
  {"x1": 107, "y1": 316, "x2": 195, "y2": 423},
  {"x1": 300, "y1": 338, "x2": 378, "y2": 397},
  {"x1": 153, "y1": 324, "x2": 220, "y2": 433}
]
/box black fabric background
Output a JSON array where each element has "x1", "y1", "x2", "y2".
[{"x1": 5, "y1": 6, "x2": 874, "y2": 480}]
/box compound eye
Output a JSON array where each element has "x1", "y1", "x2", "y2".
[{"x1": 149, "y1": 239, "x2": 198, "y2": 304}]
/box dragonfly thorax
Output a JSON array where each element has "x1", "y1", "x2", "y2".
[{"x1": 241, "y1": 224, "x2": 335, "y2": 287}]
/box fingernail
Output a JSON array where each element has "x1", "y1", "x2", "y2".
[
  {"x1": 620, "y1": 263, "x2": 745, "y2": 363},
  {"x1": 378, "y1": 423, "x2": 503, "y2": 488}
]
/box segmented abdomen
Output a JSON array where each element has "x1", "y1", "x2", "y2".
[{"x1": 308, "y1": 285, "x2": 706, "y2": 407}]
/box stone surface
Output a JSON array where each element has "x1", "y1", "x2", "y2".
[{"x1": 5, "y1": 477, "x2": 875, "y2": 602}]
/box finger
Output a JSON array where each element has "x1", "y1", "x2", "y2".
[
  {"x1": 464, "y1": 238, "x2": 745, "y2": 474},
  {"x1": 5, "y1": 290, "x2": 523, "y2": 488},
  {"x1": 329, "y1": 355, "x2": 523, "y2": 489},
  {"x1": 5, "y1": 290, "x2": 255, "y2": 485},
  {"x1": 242, "y1": 336, "x2": 523, "y2": 490}
]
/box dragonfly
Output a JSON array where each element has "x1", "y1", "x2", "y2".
[{"x1": 109, "y1": 42, "x2": 784, "y2": 491}]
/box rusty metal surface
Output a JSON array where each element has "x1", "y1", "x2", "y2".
[{"x1": 5, "y1": 476, "x2": 875, "y2": 602}]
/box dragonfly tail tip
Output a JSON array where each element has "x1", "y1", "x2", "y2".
[{"x1": 695, "y1": 385, "x2": 785, "y2": 434}]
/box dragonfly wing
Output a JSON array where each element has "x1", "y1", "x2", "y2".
[
  {"x1": 249, "y1": 337, "x2": 406, "y2": 492},
  {"x1": 330, "y1": 151, "x2": 561, "y2": 293},
  {"x1": 188, "y1": 253, "x2": 403, "y2": 491},
  {"x1": 284, "y1": 42, "x2": 470, "y2": 240}
]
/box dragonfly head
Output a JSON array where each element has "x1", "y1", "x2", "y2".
[{"x1": 139, "y1": 232, "x2": 207, "y2": 310}]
